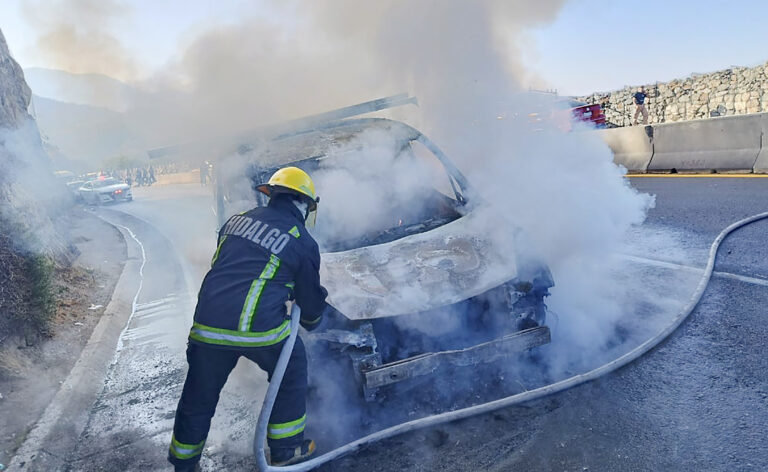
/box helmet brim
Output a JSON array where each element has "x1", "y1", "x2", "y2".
[
  {"x1": 255, "y1": 183, "x2": 271, "y2": 196},
  {"x1": 256, "y1": 183, "x2": 318, "y2": 211}
]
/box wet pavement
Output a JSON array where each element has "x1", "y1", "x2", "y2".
[
  {"x1": 15, "y1": 178, "x2": 768, "y2": 471},
  {"x1": 68, "y1": 186, "x2": 274, "y2": 471},
  {"x1": 326, "y1": 177, "x2": 768, "y2": 471},
  {"x1": 67, "y1": 208, "x2": 194, "y2": 470}
]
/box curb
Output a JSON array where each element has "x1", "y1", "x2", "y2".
[{"x1": 8, "y1": 213, "x2": 141, "y2": 470}]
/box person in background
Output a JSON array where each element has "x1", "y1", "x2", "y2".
[
  {"x1": 200, "y1": 161, "x2": 210, "y2": 186},
  {"x1": 633, "y1": 86, "x2": 649, "y2": 125}
]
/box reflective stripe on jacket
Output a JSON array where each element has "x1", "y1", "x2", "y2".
[{"x1": 190, "y1": 196, "x2": 328, "y2": 348}]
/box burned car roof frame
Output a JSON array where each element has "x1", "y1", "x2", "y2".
[
  {"x1": 236, "y1": 117, "x2": 471, "y2": 208},
  {"x1": 212, "y1": 102, "x2": 554, "y2": 399}
]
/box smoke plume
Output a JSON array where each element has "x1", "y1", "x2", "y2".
[
  {"x1": 22, "y1": 1, "x2": 568, "y2": 155},
  {"x1": 24, "y1": 0, "x2": 660, "y2": 403},
  {"x1": 19, "y1": 0, "x2": 689, "y2": 459},
  {"x1": 21, "y1": 0, "x2": 138, "y2": 81}
]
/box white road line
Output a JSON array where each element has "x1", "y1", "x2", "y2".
[
  {"x1": 621, "y1": 254, "x2": 768, "y2": 287},
  {"x1": 108, "y1": 211, "x2": 198, "y2": 302},
  {"x1": 134, "y1": 295, "x2": 180, "y2": 310},
  {"x1": 111, "y1": 222, "x2": 147, "y2": 356},
  {"x1": 132, "y1": 306, "x2": 179, "y2": 320}
]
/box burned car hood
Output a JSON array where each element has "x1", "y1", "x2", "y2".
[{"x1": 320, "y1": 207, "x2": 526, "y2": 320}]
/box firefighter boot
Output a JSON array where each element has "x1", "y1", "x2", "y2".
[
  {"x1": 174, "y1": 463, "x2": 201, "y2": 472},
  {"x1": 269, "y1": 439, "x2": 317, "y2": 466}
]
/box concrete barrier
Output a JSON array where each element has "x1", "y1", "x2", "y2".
[
  {"x1": 597, "y1": 126, "x2": 653, "y2": 172},
  {"x1": 155, "y1": 169, "x2": 200, "y2": 185},
  {"x1": 648, "y1": 114, "x2": 764, "y2": 173},
  {"x1": 753, "y1": 114, "x2": 768, "y2": 173}
]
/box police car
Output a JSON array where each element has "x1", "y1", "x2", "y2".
[{"x1": 78, "y1": 177, "x2": 133, "y2": 205}]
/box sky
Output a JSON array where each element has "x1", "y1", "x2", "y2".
[
  {"x1": 1, "y1": 0, "x2": 767, "y2": 96},
  {"x1": 0, "y1": 0, "x2": 277, "y2": 75},
  {"x1": 524, "y1": 0, "x2": 768, "y2": 95}
]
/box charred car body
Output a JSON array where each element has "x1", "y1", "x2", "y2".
[{"x1": 210, "y1": 96, "x2": 554, "y2": 401}]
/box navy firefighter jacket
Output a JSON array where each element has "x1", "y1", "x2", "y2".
[{"x1": 189, "y1": 196, "x2": 328, "y2": 349}]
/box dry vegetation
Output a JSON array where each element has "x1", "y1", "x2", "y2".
[{"x1": 0, "y1": 217, "x2": 79, "y2": 358}]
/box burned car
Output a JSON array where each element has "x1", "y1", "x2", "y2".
[{"x1": 213, "y1": 104, "x2": 554, "y2": 401}]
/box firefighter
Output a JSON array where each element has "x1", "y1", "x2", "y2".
[{"x1": 168, "y1": 166, "x2": 328, "y2": 470}]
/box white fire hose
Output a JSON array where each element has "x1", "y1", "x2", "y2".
[{"x1": 253, "y1": 211, "x2": 768, "y2": 471}]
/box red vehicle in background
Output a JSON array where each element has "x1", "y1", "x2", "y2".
[
  {"x1": 525, "y1": 92, "x2": 606, "y2": 131},
  {"x1": 569, "y1": 100, "x2": 606, "y2": 127}
]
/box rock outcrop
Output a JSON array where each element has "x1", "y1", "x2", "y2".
[
  {"x1": 0, "y1": 28, "x2": 71, "y2": 340},
  {"x1": 0, "y1": 30, "x2": 33, "y2": 129},
  {"x1": 579, "y1": 62, "x2": 768, "y2": 127},
  {"x1": 0, "y1": 27, "x2": 64, "y2": 248}
]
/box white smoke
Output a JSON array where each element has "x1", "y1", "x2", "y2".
[
  {"x1": 0, "y1": 118, "x2": 70, "y2": 255},
  {"x1": 473, "y1": 118, "x2": 656, "y2": 372},
  {"x1": 18, "y1": 0, "x2": 690, "y2": 459},
  {"x1": 311, "y1": 126, "x2": 440, "y2": 247},
  {"x1": 183, "y1": 0, "x2": 660, "y2": 404},
  {"x1": 280, "y1": 1, "x2": 657, "y2": 374}
]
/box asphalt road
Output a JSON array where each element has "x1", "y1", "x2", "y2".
[
  {"x1": 323, "y1": 176, "x2": 768, "y2": 472},
  {"x1": 19, "y1": 178, "x2": 767, "y2": 471},
  {"x1": 62, "y1": 184, "x2": 275, "y2": 471}
]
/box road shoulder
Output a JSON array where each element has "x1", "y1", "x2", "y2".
[{"x1": 6, "y1": 209, "x2": 140, "y2": 470}]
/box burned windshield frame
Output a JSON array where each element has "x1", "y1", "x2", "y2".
[
  {"x1": 216, "y1": 118, "x2": 473, "y2": 228},
  {"x1": 312, "y1": 118, "x2": 471, "y2": 206}
]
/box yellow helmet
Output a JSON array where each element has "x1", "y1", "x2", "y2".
[
  {"x1": 256, "y1": 167, "x2": 318, "y2": 208},
  {"x1": 256, "y1": 166, "x2": 320, "y2": 227}
]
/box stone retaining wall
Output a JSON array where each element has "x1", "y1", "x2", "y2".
[{"x1": 579, "y1": 62, "x2": 768, "y2": 127}]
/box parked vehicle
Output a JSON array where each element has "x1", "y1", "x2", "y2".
[
  {"x1": 66, "y1": 180, "x2": 86, "y2": 202},
  {"x1": 526, "y1": 93, "x2": 606, "y2": 131},
  {"x1": 78, "y1": 178, "x2": 133, "y2": 205},
  {"x1": 569, "y1": 100, "x2": 606, "y2": 127}
]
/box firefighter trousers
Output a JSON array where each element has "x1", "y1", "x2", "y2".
[{"x1": 167, "y1": 337, "x2": 307, "y2": 468}]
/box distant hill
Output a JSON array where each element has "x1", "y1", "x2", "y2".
[
  {"x1": 31, "y1": 95, "x2": 145, "y2": 164},
  {"x1": 21, "y1": 68, "x2": 151, "y2": 164},
  {"x1": 23, "y1": 68, "x2": 204, "y2": 166},
  {"x1": 23, "y1": 67, "x2": 142, "y2": 112}
]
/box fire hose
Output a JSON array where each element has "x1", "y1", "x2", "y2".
[{"x1": 253, "y1": 211, "x2": 768, "y2": 471}]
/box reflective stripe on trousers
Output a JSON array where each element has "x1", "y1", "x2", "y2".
[
  {"x1": 169, "y1": 434, "x2": 205, "y2": 460},
  {"x1": 268, "y1": 414, "x2": 307, "y2": 440}
]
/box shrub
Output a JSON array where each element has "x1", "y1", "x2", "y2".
[
  {"x1": 25, "y1": 253, "x2": 55, "y2": 334},
  {"x1": 0, "y1": 220, "x2": 57, "y2": 341}
]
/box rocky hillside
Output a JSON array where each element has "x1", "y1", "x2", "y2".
[
  {"x1": 0, "y1": 28, "x2": 71, "y2": 341},
  {"x1": 0, "y1": 36, "x2": 32, "y2": 128},
  {"x1": 0, "y1": 28, "x2": 65, "y2": 250},
  {"x1": 579, "y1": 62, "x2": 768, "y2": 127}
]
